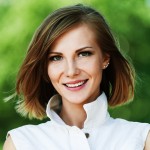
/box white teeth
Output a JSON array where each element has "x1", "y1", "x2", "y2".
[{"x1": 66, "y1": 81, "x2": 85, "y2": 88}]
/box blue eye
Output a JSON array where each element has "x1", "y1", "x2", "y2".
[
  {"x1": 49, "y1": 56, "x2": 62, "y2": 61},
  {"x1": 78, "y1": 51, "x2": 92, "y2": 57}
]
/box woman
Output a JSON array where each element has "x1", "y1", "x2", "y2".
[{"x1": 3, "y1": 4, "x2": 150, "y2": 150}]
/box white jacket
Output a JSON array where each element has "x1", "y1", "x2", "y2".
[{"x1": 8, "y1": 93, "x2": 150, "y2": 150}]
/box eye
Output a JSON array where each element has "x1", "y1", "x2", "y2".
[
  {"x1": 49, "y1": 55, "x2": 63, "y2": 61},
  {"x1": 78, "y1": 51, "x2": 92, "y2": 57}
]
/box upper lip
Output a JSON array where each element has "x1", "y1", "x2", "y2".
[{"x1": 63, "y1": 79, "x2": 88, "y2": 85}]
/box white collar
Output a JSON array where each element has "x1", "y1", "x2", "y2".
[{"x1": 46, "y1": 92, "x2": 110, "y2": 129}]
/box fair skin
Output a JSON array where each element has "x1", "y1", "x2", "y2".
[
  {"x1": 3, "y1": 24, "x2": 150, "y2": 150},
  {"x1": 48, "y1": 24, "x2": 109, "y2": 128},
  {"x1": 145, "y1": 132, "x2": 150, "y2": 150}
]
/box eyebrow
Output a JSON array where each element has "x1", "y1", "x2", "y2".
[
  {"x1": 76, "y1": 46, "x2": 93, "y2": 53},
  {"x1": 49, "y1": 46, "x2": 93, "y2": 55}
]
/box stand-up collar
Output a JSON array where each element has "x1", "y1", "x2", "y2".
[
  {"x1": 46, "y1": 92, "x2": 110, "y2": 128},
  {"x1": 83, "y1": 92, "x2": 110, "y2": 128}
]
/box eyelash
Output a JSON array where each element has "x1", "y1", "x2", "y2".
[
  {"x1": 78, "y1": 51, "x2": 93, "y2": 57},
  {"x1": 49, "y1": 55, "x2": 62, "y2": 61},
  {"x1": 49, "y1": 51, "x2": 93, "y2": 62}
]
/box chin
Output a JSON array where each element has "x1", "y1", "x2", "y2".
[{"x1": 62, "y1": 94, "x2": 94, "y2": 105}]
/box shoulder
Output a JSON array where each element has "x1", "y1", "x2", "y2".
[
  {"x1": 110, "y1": 118, "x2": 150, "y2": 148},
  {"x1": 111, "y1": 118, "x2": 150, "y2": 133},
  {"x1": 3, "y1": 136, "x2": 16, "y2": 150},
  {"x1": 4, "y1": 121, "x2": 53, "y2": 149},
  {"x1": 8, "y1": 121, "x2": 53, "y2": 137},
  {"x1": 13, "y1": 120, "x2": 51, "y2": 130},
  {"x1": 111, "y1": 117, "x2": 149, "y2": 129},
  {"x1": 145, "y1": 131, "x2": 150, "y2": 150}
]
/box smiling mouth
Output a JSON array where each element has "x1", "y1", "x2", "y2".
[{"x1": 64, "y1": 80, "x2": 88, "y2": 88}]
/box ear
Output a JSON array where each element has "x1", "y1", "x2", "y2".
[{"x1": 102, "y1": 53, "x2": 110, "y2": 69}]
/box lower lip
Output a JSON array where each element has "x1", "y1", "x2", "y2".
[{"x1": 64, "y1": 81, "x2": 87, "y2": 91}]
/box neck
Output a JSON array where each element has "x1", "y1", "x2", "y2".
[{"x1": 59, "y1": 102, "x2": 87, "y2": 129}]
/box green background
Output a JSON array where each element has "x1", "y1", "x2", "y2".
[{"x1": 0, "y1": 0, "x2": 150, "y2": 147}]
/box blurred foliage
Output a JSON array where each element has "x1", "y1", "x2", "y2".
[{"x1": 0, "y1": 0, "x2": 150, "y2": 144}]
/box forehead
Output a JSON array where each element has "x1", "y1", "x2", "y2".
[{"x1": 50, "y1": 24, "x2": 97, "y2": 52}]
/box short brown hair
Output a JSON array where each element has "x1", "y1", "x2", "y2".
[{"x1": 15, "y1": 4, "x2": 135, "y2": 119}]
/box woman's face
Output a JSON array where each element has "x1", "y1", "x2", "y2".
[{"x1": 48, "y1": 24, "x2": 109, "y2": 105}]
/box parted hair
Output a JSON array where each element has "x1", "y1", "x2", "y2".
[{"x1": 16, "y1": 4, "x2": 135, "y2": 119}]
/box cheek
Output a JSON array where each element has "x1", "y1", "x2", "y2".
[
  {"x1": 47, "y1": 63, "x2": 62, "y2": 82},
  {"x1": 79, "y1": 56, "x2": 103, "y2": 72},
  {"x1": 78, "y1": 59, "x2": 103, "y2": 84},
  {"x1": 85, "y1": 57, "x2": 103, "y2": 81}
]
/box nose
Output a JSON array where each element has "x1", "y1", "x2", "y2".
[{"x1": 65, "y1": 59, "x2": 80, "y2": 77}]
